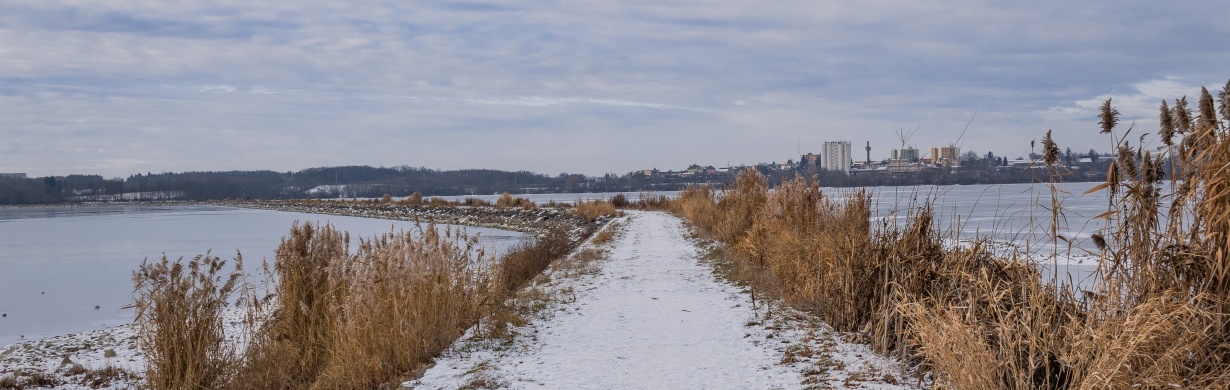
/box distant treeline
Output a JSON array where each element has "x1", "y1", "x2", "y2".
[
  {"x1": 0, "y1": 159, "x2": 1115, "y2": 205},
  {"x1": 0, "y1": 166, "x2": 717, "y2": 205}
]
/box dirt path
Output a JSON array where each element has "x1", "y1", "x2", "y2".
[{"x1": 407, "y1": 211, "x2": 913, "y2": 389}]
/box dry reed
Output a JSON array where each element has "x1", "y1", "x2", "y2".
[
  {"x1": 496, "y1": 192, "x2": 537, "y2": 210},
  {"x1": 573, "y1": 199, "x2": 618, "y2": 220},
  {"x1": 131, "y1": 253, "x2": 245, "y2": 390},
  {"x1": 230, "y1": 223, "x2": 494, "y2": 389},
  {"x1": 667, "y1": 80, "x2": 1230, "y2": 389},
  {"x1": 134, "y1": 216, "x2": 589, "y2": 389}
]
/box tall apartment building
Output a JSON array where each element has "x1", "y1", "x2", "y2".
[
  {"x1": 890, "y1": 147, "x2": 920, "y2": 162},
  {"x1": 821, "y1": 141, "x2": 852, "y2": 174},
  {"x1": 930, "y1": 146, "x2": 960, "y2": 165}
]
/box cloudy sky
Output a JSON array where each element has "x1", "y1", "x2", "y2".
[{"x1": 2, "y1": 1, "x2": 1227, "y2": 178}]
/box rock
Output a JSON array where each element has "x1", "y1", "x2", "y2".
[
  {"x1": 104, "y1": 349, "x2": 117, "y2": 358},
  {"x1": 61, "y1": 356, "x2": 73, "y2": 366}
]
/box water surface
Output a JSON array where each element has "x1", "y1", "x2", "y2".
[{"x1": 0, "y1": 205, "x2": 525, "y2": 346}]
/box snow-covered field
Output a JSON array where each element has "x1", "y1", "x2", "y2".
[
  {"x1": 407, "y1": 211, "x2": 914, "y2": 389},
  {"x1": 0, "y1": 205, "x2": 525, "y2": 347}
]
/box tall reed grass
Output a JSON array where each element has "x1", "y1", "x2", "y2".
[
  {"x1": 668, "y1": 80, "x2": 1230, "y2": 388},
  {"x1": 134, "y1": 218, "x2": 586, "y2": 389},
  {"x1": 573, "y1": 199, "x2": 619, "y2": 220},
  {"x1": 131, "y1": 253, "x2": 245, "y2": 389}
]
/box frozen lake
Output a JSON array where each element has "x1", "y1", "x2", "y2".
[
  {"x1": 865, "y1": 182, "x2": 1109, "y2": 291},
  {"x1": 0, "y1": 205, "x2": 526, "y2": 346}
]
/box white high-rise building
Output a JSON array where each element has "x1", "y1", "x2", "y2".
[
  {"x1": 891, "y1": 147, "x2": 920, "y2": 162},
  {"x1": 821, "y1": 141, "x2": 852, "y2": 174}
]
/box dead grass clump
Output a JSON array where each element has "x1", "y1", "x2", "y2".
[
  {"x1": 494, "y1": 228, "x2": 574, "y2": 299},
  {"x1": 590, "y1": 221, "x2": 619, "y2": 246},
  {"x1": 496, "y1": 192, "x2": 516, "y2": 207},
  {"x1": 609, "y1": 194, "x2": 630, "y2": 208},
  {"x1": 131, "y1": 253, "x2": 244, "y2": 390},
  {"x1": 237, "y1": 223, "x2": 347, "y2": 388},
  {"x1": 672, "y1": 185, "x2": 717, "y2": 228},
  {"x1": 403, "y1": 192, "x2": 424, "y2": 205},
  {"x1": 713, "y1": 168, "x2": 767, "y2": 245},
  {"x1": 635, "y1": 192, "x2": 674, "y2": 211},
  {"x1": 313, "y1": 226, "x2": 492, "y2": 389},
  {"x1": 428, "y1": 197, "x2": 451, "y2": 207},
  {"x1": 81, "y1": 366, "x2": 140, "y2": 388},
  {"x1": 496, "y1": 192, "x2": 537, "y2": 210},
  {"x1": 236, "y1": 223, "x2": 495, "y2": 389},
  {"x1": 1080, "y1": 293, "x2": 1226, "y2": 388},
  {"x1": 483, "y1": 228, "x2": 589, "y2": 339},
  {"x1": 0, "y1": 370, "x2": 63, "y2": 389},
  {"x1": 463, "y1": 197, "x2": 491, "y2": 207},
  {"x1": 900, "y1": 303, "x2": 999, "y2": 389},
  {"x1": 573, "y1": 199, "x2": 618, "y2": 219}
]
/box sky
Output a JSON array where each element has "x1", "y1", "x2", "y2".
[{"x1": 1, "y1": 1, "x2": 1228, "y2": 178}]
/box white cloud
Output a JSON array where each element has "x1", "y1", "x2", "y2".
[{"x1": 0, "y1": 1, "x2": 1228, "y2": 177}]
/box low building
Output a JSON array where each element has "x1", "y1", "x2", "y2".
[
  {"x1": 886, "y1": 161, "x2": 923, "y2": 173},
  {"x1": 800, "y1": 153, "x2": 820, "y2": 166}
]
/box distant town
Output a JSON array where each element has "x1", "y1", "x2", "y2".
[{"x1": 627, "y1": 140, "x2": 1157, "y2": 182}]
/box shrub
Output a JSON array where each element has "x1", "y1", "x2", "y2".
[
  {"x1": 497, "y1": 192, "x2": 537, "y2": 210},
  {"x1": 463, "y1": 197, "x2": 490, "y2": 207},
  {"x1": 609, "y1": 194, "x2": 630, "y2": 208},
  {"x1": 403, "y1": 192, "x2": 423, "y2": 205}
]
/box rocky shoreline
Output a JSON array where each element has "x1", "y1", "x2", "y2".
[
  {"x1": 210, "y1": 200, "x2": 608, "y2": 237},
  {"x1": 3, "y1": 200, "x2": 609, "y2": 237}
]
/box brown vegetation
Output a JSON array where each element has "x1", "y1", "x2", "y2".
[
  {"x1": 0, "y1": 370, "x2": 62, "y2": 389},
  {"x1": 495, "y1": 192, "x2": 537, "y2": 210},
  {"x1": 133, "y1": 217, "x2": 590, "y2": 389},
  {"x1": 665, "y1": 81, "x2": 1230, "y2": 389},
  {"x1": 573, "y1": 199, "x2": 619, "y2": 220},
  {"x1": 131, "y1": 253, "x2": 245, "y2": 389},
  {"x1": 494, "y1": 228, "x2": 575, "y2": 299}
]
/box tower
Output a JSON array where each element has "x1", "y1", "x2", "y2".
[{"x1": 865, "y1": 141, "x2": 871, "y2": 164}]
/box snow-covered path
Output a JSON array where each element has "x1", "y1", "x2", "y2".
[
  {"x1": 410, "y1": 211, "x2": 914, "y2": 389},
  {"x1": 408, "y1": 209, "x2": 920, "y2": 388},
  {"x1": 412, "y1": 211, "x2": 799, "y2": 388}
]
